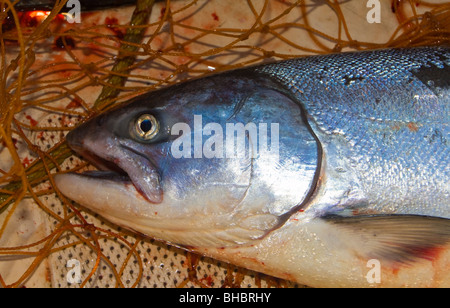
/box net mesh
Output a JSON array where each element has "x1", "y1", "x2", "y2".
[{"x1": 0, "y1": 0, "x2": 449, "y2": 288}]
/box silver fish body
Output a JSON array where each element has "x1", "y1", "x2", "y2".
[
  {"x1": 257, "y1": 48, "x2": 449, "y2": 220},
  {"x1": 56, "y1": 47, "x2": 450, "y2": 287}
]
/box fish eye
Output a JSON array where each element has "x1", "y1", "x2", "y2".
[{"x1": 133, "y1": 114, "x2": 159, "y2": 141}]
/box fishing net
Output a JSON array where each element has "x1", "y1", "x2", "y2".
[{"x1": 0, "y1": 0, "x2": 449, "y2": 288}]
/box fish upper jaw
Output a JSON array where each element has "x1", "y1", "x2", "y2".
[
  {"x1": 64, "y1": 123, "x2": 163, "y2": 204},
  {"x1": 115, "y1": 143, "x2": 163, "y2": 204}
]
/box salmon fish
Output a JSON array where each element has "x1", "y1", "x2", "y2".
[{"x1": 55, "y1": 47, "x2": 450, "y2": 287}]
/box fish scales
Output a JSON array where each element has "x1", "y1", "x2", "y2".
[
  {"x1": 55, "y1": 47, "x2": 450, "y2": 287},
  {"x1": 255, "y1": 47, "x2": 449, "y2": 219}
]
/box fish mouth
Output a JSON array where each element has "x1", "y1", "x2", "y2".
[
  {"x1": 76, "y1": 149, "x2": 132, "y2": 183},
  {"x1": 82, "y1": 170, "x2": 132, "y2": 183},
  {"x1": 68, "y1": 137, "x2": 163, "y2": 204}
]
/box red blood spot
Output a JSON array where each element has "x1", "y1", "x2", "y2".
[
  {"x1": 21, "y1": 11, "x2": 51, "y2": 28},
  {"x1": 392, "y1": 266, "x2": 400, "y2": 275},
  {"x1": 105, "y1": 17, "x2": 118, "y2": 25},
  {"x1": 160, "y1": 7, "x2": 166, "y2": 19},
  {"x1": 54, "y1": 36, "x2": 76, "y2": 50},
  {"x1": 56, "y1": 13, "x2": 66, "y2": 22},
  {"x1": 26, "y1": 115, "x2": 38, "y2": 127},
  {"x1": 22, "y1": 157, "x2": 31, "y2": 168},
  {"x1": 105, "y1": 17, "x2": 125, "y2": 40},
  {"x1": 66, "y1": 99, "x2": 82, "y2": 109},
  {"x1": 200, "y1": 275, "x2": 214, "y2": 287},
  {"x1": 212, "y1": 12, "x2": 219, "y2": 21},
  {"x1": 21, "y1": 12, "x2": 39, "y2": 27},
  {"x1": 415, "y1": 246, "x2": 444, "y2": 261},
  {"x1": 407, "y1": 122, "x2": 419, "y2": 132}
]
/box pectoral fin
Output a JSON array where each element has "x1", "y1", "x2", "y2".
[{"x1": 322, "y1": 214, "x2": 450, "y2": 264}]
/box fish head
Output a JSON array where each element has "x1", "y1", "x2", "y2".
[{"x1": 55, "y1": 72, "x2": 320, "y2": 248}]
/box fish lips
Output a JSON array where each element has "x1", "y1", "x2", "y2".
[{"x1": 65, "y1": 128, "x2": 163, "y2": 204}]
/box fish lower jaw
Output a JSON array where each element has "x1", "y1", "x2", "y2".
[
  {"x1": 54, "y1": 173, "x2": 274, "y2": 248},
  {"x1": 54, "y1": 172, "x2": 148, "y2": 214}
]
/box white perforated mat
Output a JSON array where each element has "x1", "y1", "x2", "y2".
[{"x1": 0, "y1": 0, "x2": 442, "y2": 288}]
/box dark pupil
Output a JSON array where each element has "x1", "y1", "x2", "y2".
[{"x1": 140, "y1": 119, "x2": 152, "y2": 133}]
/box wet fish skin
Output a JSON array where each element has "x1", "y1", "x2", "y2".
[
  {"x1": 56, "y1": 47, "x2": 450, "y2": 287},
  {"x1": 256, "y1": 47, "x2": 450, "y2": 220}
]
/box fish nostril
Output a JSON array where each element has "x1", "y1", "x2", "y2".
[
  {"x1": 65, "y1": 129, "x2": 75, "y2": 145},
  {"x1": 65, "y1": 128, "x2": 85, "y2": 151}
]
